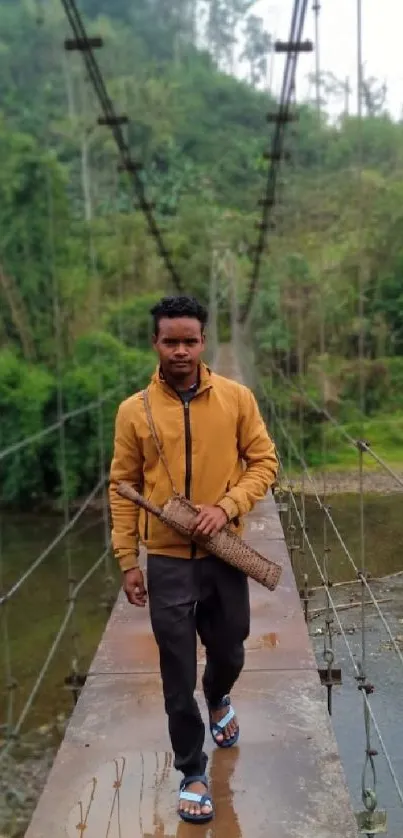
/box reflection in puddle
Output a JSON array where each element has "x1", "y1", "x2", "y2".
[
  {"x1": 67, "y1": 748, "x2": 241, "y2": 838},
  {"x1": 67, "y1": 752, "x2": 176, "y2": 838},
  {"x1": 72, "y1": 758, "x2": 126, "y2": 837}
]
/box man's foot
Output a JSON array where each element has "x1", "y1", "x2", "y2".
[
  {"x1": 208, "y1": 695, "x2": 239, "y2": 747},
  {"x1": 210, "y1": 704, "x2": 238, "y2": 743},
  {"x1": 178, "y1": 775, "x2": 214, "y2": 823}
]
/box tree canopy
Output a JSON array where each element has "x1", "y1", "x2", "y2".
[{"x1": 2, "y1": 0, "x2": 403, "y2": 501}]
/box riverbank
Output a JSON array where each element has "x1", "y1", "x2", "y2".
[
  {"x1": 2, "y1": 463, "x2": 402, "y2": 520},
  {"x1": 285, "y1": 467, "x2": 403, "y2": 495},
  {"x1": 0, "y1": 717, "x2": 67, "y2": 838}
]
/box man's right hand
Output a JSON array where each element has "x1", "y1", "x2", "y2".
[{"x1": 123, "y1": 568, "x2": 147, "y2": 607}]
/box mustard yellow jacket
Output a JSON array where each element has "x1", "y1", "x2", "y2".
[{"x1": 109, "y1": 363, "x2": 278, "y2": 571}]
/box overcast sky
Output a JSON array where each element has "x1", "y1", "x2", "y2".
[{"x1": 253, "y1": 1, "x2": 403, "y2": 118}]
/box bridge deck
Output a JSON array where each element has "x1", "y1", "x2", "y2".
[{"x1": 25, "y1": 346, "x2": 358, "y2": 838}]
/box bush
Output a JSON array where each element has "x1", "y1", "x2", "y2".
[
  {"x1": 0, "y1": 351, "x2": 55, "y2": 504},
  {"x1": 103, "y1": 293, "x2": 164, "y2": 350},
  {"x1": 59, "y1": 332, "x2": 155, "y2": 498},
  {"x1": 0, "y1": 337, "x2": 156, "y2": 506}
]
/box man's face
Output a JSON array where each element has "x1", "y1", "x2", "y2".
[{"x1": 153, "y1": 317, "x2": 205, "y2": 383}]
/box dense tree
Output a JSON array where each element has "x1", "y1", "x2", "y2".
[
  {"x1": 241, "y1": 14, "x2": 271, "y2": 86},
  {"x1": 2, "y1": 0, "x2": 403, "y2": 498}
]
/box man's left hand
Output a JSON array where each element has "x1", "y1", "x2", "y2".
[{"x1": 192, "y1": 505, "x2": 228, "y2": 537}]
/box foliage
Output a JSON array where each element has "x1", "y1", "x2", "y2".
[
  {"x1": 0, "y1": 339, "x2": 154, "y2": 505},
  {"x1": 0, "y1": 351, "x2": 55, "y2": 503},
  {"x1": 103, "y1": 293, "x2": 163, "y2": 349},
  {"x1": 2, "y1": 0, "x2": 403, "y2": 500}
]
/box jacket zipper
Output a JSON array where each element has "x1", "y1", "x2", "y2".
[
  {"x1": 183, "y1": 399, "x2": 195, "y2": 558},
  {"x1": 184, "y1": 400, "x2": 192, "y2": 499}
]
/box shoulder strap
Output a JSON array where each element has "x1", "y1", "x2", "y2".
[{"x1": 142, "y1": 388, "x2": 177, "y2": 495}]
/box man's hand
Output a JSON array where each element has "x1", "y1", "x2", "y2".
[
  {"x1": 123, "y1": 568, "x2": 147, "y2": 607},
  {"x1": 192, "y1": 505, "x2": 228, "y2": 538}
]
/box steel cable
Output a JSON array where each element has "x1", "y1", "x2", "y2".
[
  {"x1": 240, "y1": 0, "x2": 310, "y2": 323},
  {"x1": 279, "y1": 463, "x2": 403, "y2": 808},
  {"x1": 0, "y1": 478, "x2": 105, "y2": 607},
  {"x1": 0, "y1": 547, "x2": 109, "y2": 757},
  {"x1": 60, "y1": 0, "x2": 183, "y2": 291},
  {"x1": 268, "y1": 397, "x2": 403, "y2": 673}
]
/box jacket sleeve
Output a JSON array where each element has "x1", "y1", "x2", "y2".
[
  {"x1": 217, "y1": 385, "x2": 278, "y2": 521},
  {"x1": 109, "y1": 399, "x2": 144, "y2": 572}
]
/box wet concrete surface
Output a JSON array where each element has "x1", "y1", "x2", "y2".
[
  {"x1": 24, "y1": 346, "x2": 359, "y2": 837},
  {"x1": 24, "y1": 491, "x2": 358, "y2": 838},
  {"x1": 62, "y1": 670, "x2": 354, "y2": 838}
]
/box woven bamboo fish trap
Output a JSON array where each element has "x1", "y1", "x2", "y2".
[{"x1": 117, "y1": 482, "x2": 282, "y2": 591}]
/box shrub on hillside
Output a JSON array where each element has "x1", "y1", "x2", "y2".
[
  {"x1": 0, "y1": 336, "x2": 155, "y2": 505},
  {"x1": 0, "y1": 351, "x2": 55, "y2": 504},
  {"x1": 103, "y1": 293, "x2": 163, "y2": 350}
]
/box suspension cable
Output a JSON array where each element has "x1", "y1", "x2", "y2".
[
  {"x1": 59, "y1": 0, "x2": 182, "y2": 291},
  {"x1": 240, "y1": 0, "x2": 311, "y2": 324},
  {"x1": 0, "y1": 476, "x2": 15, "y2": 738},
  {"x1": 267, "y1": 396, "x2": 403, "y2": 673},
  {"x1": 0, "y1": 477, "x2": 105, "y2": 607},
  {"x1": 279, "y1": 460, "x2": 403, "y2": 808},
  {"x1": 86, "y1": 139, "x2": 114, "y2": 611},
  {"x1": 0, "y1": 386, "x2": 120, "y2": 462},
  {"x1": 0, "y1": 546, "x2": 109, "y2": 757},
  {"x1": 353, "y1": 0, "x2": 382, "y2": 822},
  {"x1": 44, "y1": 124, "x2": 84, "y2": 703},
  {"x1": 311, "y1": 0, "x2": 338, "y2": 716}
]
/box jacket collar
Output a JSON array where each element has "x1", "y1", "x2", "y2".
[{"x1": 151, "y1": 362, "x2": 213, "y2": 396}]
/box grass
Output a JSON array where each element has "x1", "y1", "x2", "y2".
[{"x1": 289, "y1": 413, "x2": 403, "y2": 474}]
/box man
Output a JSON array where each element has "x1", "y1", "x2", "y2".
[{"x1": 109, "y1": 295, "x2": 278, "y2": 824}]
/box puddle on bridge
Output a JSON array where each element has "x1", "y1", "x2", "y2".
[{"x1": 66, "y1": 748, "x2": 249, "y2": 838}]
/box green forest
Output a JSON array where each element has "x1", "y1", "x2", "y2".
[{"x1": 2, "y1": 0, "x2": 403, "y2": 505}]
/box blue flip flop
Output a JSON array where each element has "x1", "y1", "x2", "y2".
[
  {"x1": 208, "y1": 694, "x2": 239, "y2": 748},
  {"x1": 178, "y1": 774, "x2": 214, "y2": 824}
]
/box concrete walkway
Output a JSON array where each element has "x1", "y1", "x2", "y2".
[{"x1": 25, "y1": 346, "x2": 358, "y2": 838}]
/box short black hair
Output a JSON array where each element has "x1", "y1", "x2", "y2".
[{"x1": 150, "y1": 295, "x2": 208, "y2": 335}]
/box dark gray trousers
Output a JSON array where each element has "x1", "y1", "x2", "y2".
[{"x1": 147, "y1": 553, "x2": 250, "y2": 778}]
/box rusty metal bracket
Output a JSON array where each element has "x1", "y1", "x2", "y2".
[
  {"x1": 318, "y1": 667, "x2": 342, "y2": 715},
  {"x1": 64, "y1": 36, "x2": 103, "y2": 50},
  {"x1": 255, "y1": 220, "x2": 276, "y2": 232},
  {"x1": 299, "y1": 576, "x2": 312, "y2": 623},
  {"x1": 262, "y1": 149, "x2": 291, "y2": 162},
  {"x1": 266, "y1": 111, "x2": 298, "y2": 123},
  {"x1": 98, "y1": 115, "x2": 129, "y2": 126},
  {"x1": 64, "y1": 671, "x2": 87, "y2": 706},
  {"x1": 318, "y1": 667, "x2": 342, "y2": 686},
  {"x1": 258, "y1": 197, "x2": 275, "y2": 208},
  {"x1": 356, "y1": 810, "x2": 387, "y2": 834},
  {"x1": 275, "y1": 39, "x2": 313, "y2": 52},
  {"x1": 118, "y1": 159, "x2": 143, "y2": 173}
]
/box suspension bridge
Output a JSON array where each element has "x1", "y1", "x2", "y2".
[{"x1": 1, "y1": 1, "x2": 403, "y2": 836}]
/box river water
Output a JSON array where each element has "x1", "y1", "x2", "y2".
[{"x1": 1, "y1": 493, "x2": 403, "y2": 835}]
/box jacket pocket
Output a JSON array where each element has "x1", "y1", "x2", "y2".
[{"x1": 140, "y1": 487, "x2": 155, "y2": 544}]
